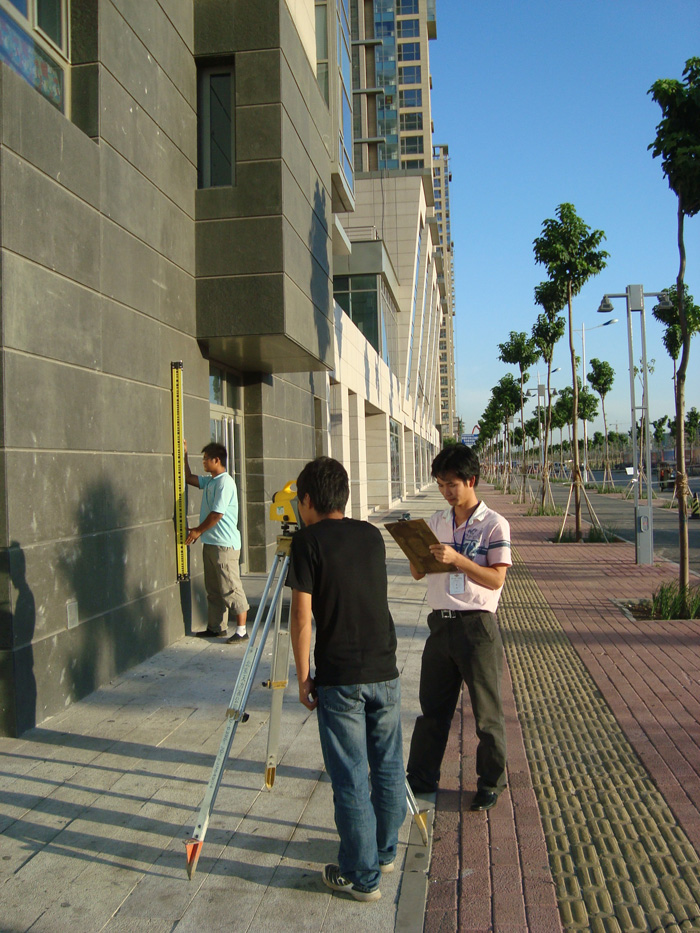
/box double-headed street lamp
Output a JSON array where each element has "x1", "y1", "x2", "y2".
[
  {"x1": 574, "y1": 319, "x2": 618, "y2": 482},
  {"x1": 598, "y1": 285, "x2": 672, "y2": 565}
]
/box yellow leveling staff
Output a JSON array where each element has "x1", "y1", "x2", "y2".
[{"x1": 171, "y1": 361, "x2": 189, "y2": 581}]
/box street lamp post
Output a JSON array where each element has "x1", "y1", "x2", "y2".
[
  {"x1": 574, "y1": 319, "x2": 618, "y2": 483},
  {"x1": 598, "y1": 285, "x2": 671, "y2": 565}
]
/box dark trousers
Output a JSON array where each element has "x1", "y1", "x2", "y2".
[{"x1": 407, "y1": 610, "x2": 507, "y2": 794}]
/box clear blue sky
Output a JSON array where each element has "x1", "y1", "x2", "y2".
[{"x1": 430, "y1": 0, "x2": 700, "y2": 438}]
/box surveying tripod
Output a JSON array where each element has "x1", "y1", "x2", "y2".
[{"x1": 184, "y1": 483, "x2": 428, "y2": 879}]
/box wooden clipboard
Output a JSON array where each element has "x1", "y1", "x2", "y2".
[{"x1": 384, "y1": 519, "x2": 452, "y2": 574}]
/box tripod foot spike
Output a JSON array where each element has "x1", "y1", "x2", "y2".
[
  {"x1": 185, "y1": 839, "x2": 203, "y2": 879},
  {"x1": 413, "y1": 810, "x2": 429, "y2": 847}
]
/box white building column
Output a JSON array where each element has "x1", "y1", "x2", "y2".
[
  {"x1": 348, "y1": 391, "x2": 368, "y2": 519},
  {"x1": 329, "y1": 382, "x2": 352, "y2": 513},
  {"x1": 404, "y1": 427, "x2": 416, "y2": 495},
  {"x1": 365, "y1": 407, "x2": 391, "y2": 510}
]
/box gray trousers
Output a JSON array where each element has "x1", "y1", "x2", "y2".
[{"x1": 202, "y1": 544, "x2": 249, "y2": 633}]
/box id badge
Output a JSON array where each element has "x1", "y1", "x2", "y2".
[{"x1": 449, "y1": 573, "x2": 465, "y2": 595}]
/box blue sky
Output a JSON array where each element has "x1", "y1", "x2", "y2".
[{"x1": 430, "y1": 0, "x2": 700, "y2": 437}]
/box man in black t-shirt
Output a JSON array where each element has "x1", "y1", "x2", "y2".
[{"x1": 287, "y1": 457, "x2": 406, "y2": 903}]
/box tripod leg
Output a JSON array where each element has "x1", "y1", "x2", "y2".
[
  {"x1": 184, "y1": 551, "x2": 289, "y2": 878},
  {"x1": 405, "y1": 779, "x2": 429, "y2": 847},
  {"x1": 264, "y1": 596, "x2": 292, "y2": 788}
]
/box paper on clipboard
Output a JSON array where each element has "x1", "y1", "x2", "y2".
[{"x1": 384, "y1": 519, "x2": 452, "y2": 574}]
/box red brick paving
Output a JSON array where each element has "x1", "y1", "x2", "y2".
[{"x1": 423, "y1": 488, "x2": 700, "y2": 932}]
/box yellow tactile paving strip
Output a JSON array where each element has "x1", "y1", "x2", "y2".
[{"x1": 499, "y1": 552, "x2": 700, "y2": 932}]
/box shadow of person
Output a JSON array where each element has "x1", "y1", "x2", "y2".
[{"x1": 7, "y1": 541, "x2": 37, "y2": 734}]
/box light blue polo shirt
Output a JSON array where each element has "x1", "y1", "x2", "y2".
[{"x1": 198, "y1": 473, "x2": 241, "y2": 549}]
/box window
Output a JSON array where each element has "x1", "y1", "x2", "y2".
[
  {"x1": 0, "y1": 0, "x2": 68, "y2": 111},
  {"x1": 400, "y1": 112, "x2": 423, "y2": 132},
  {"x1": 198, "y1": 65, "x2": 234, "y2": 188},
  {"x1": 402, "y1": 158, "x2": 424, "y2": 168},
  {"x1": 397, "y1": 0, "x2": 419, "y2": 13},
  {"x1": 397, "y1": 17, "x2": 419, "y2": 37},
  {"x1": 315, "y1": 2, "x2": 329, "y2": 103},
  {"x1": 399, "y1": 65, "x2": 421, "y2": 85},
  {"x1": 398, "y1": 42, "x2": 419, "y2": 61},
  {"x1": 400, "y1": 135, "x2": 423, "y2": 155},
  {"x1": 399, "y1": 88, "x2": 422, "y2": 108}
]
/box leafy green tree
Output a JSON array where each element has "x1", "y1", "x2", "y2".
[
  {"x1": 652, "y1": 415, "x2": 669, "y2": 452},
  {"x1": 491, "y1": 374, "x2": 521, "y2": 486},
  {"x1": 588, "y1": 358, "x2": 615, "y2": 484},
  {"x1": 652, "y1": 284, "x2": 700, "y2": 392},
  {"x1": 534, "y1": 204, "x2": 608, "y2": 539},
  {"x1": 649, "y1": 57, "x2": 700, "y2": 599},
  {"x1": 498, "y1": 331, "x2": 540, "y2": 501},
  {"x1": 532, "y1": 280, "x2": 567, "y2": 506}
]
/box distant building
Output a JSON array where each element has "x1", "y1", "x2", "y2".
[{"x1": 432, "y1": 143, "x2": 457, "y2": 439}]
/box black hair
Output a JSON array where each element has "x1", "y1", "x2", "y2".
[
  {"x1": 201, "y1": 442, "x2": 228, "y2": 468},
  {"x1": 296, "y1": 456, "x2": 349, "y2": 515},
  {"x1": 431, "y1": 444, "x2": 480, "y2": 487}
]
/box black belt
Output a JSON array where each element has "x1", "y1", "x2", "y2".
[{"x1": 432, "y1": 609, "x2": 484, "y2": 619}]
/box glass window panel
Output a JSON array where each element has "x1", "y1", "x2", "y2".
[
  {"x1": 398, "y1": 42, "x2": 419, "y2": 61},
  {"x1": 209, "y1": 72, "x2": 232, "y2": 186},
  {"x1": 37, "y1": 0, "x2": 61, "y2": 46},
  {"x1": 315, "y1": 4, "x2": 328, "y2": 59},
  {"x1": 350, "y1": 274, "x2": 377, "y2": 291},
  {"x1": 317, "y1": 62, "x2": 329, "y2": 103},
  {"x1": 335, "y1": 291, "x2": 351, "y2": 314},
  {"x1": 400, "y1": 112, "x2": 423, "y2": 131},
  {"x1": 399, "y1": 65, "x2": 421, "y2": 85},
  {"x1": 350, "y1": 291, "x2": 379, "y2": 351},
  {"x1": 397, "y1": 18, "x2": 419, "y2": 37},
  {"x1": 399, "y1": 88, "x2": 422, "y2": 108},
  {"x1": 397, "y1": 0, "x2": 419, "y2": 12},
  {"x1": 209, "y1": 367, "x2": 224, "y2": 405},
  {"x1": 7, "y1": 0, "x2": 28, "y2": 14}
]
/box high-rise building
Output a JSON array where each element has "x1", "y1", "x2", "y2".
[
  {"x1": 351, "y1": 0, "x2": 435, "y2": 172},
  {"x1": 432, "y1": 143, "x2": 458, "y2": 438}
]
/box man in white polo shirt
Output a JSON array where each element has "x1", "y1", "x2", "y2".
[
  {"x1": 184, "y1": 441, "x2": 249, "y2": 643},
  {"x1": 406, "y1": 444, "x2": 511, "y2": 811}
]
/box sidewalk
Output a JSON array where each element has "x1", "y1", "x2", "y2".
[
  {"x1": 1, "y1": 484, "x2": 700, "y2": 932},
  {"x1": 424, "y1": 484, "x2": 700, "y2": 932}
]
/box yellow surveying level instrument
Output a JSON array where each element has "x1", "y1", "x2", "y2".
[{"x1": 170, "y1": 362, "x2": 189, "y2": 581}]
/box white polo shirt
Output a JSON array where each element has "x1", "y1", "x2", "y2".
[{"x1": 425, "y1": 502, "x2": 512, "y2": 613}]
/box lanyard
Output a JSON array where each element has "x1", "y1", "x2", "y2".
[{"x1": 452, "y1": 504, "x2": 479, "y2": 554}]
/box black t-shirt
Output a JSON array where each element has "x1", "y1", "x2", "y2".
[{"x1": 286, "y1": 518, "x2": 399, "y2": 687}]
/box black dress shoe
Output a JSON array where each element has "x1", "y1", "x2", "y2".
[
  {"x1": 470, "y1": 790, "x2": 498, "y2": 811},
  {"x1": 194, "y1": 628, "x2": 228, "y2": 638}
]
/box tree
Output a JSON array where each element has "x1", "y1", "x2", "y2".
[
  {"x1": 588, "y1": 358, "x2": 615, "y2": 487},
  {"x1": 533, "y1": 204, "x2": 608, "y2": 539},
  {"x1": 649, "y1": 57, "x2": 700, "y2": 601},
  {"x1": 532, "y1": 280, "x2": 567, "y2": 508},
  {"x1": 652, "y1": 284, "x2": 700, "y2": 394},
  {"x1": 498, "y1": 331, "x2": 540, "y2": 501},
  {"x1": 491, "y1": 374, "x2": 521, "y2": 490},
  {"x1": 652, "y1": 415, "x2": 669, "y2": 453}
]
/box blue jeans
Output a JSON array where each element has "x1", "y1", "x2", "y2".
[{"x1": 316, "y1": 679, "x2": 407, "y2": 891}]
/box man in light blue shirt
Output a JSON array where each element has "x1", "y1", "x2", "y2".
[{"x1": 184, "y1": 441, "x2": 249, "y2": 642}]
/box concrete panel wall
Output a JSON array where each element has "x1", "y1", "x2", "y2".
[{"x1": 0, "y1": 0, "x2": 208, "y2": 735}]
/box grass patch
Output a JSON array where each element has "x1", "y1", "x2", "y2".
[
  {"x1": 526, "y1": 503, "x2": 562, "y2": 517},
  {"x1": 554, "y1": 523, "x2": 617, "y2": 543},
  {"x1": 652, "y1": 582, "x2": 700, "y2": 620},
  {"x1": 594, "y1": 484, "x2": 619, "y2": 494}
]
